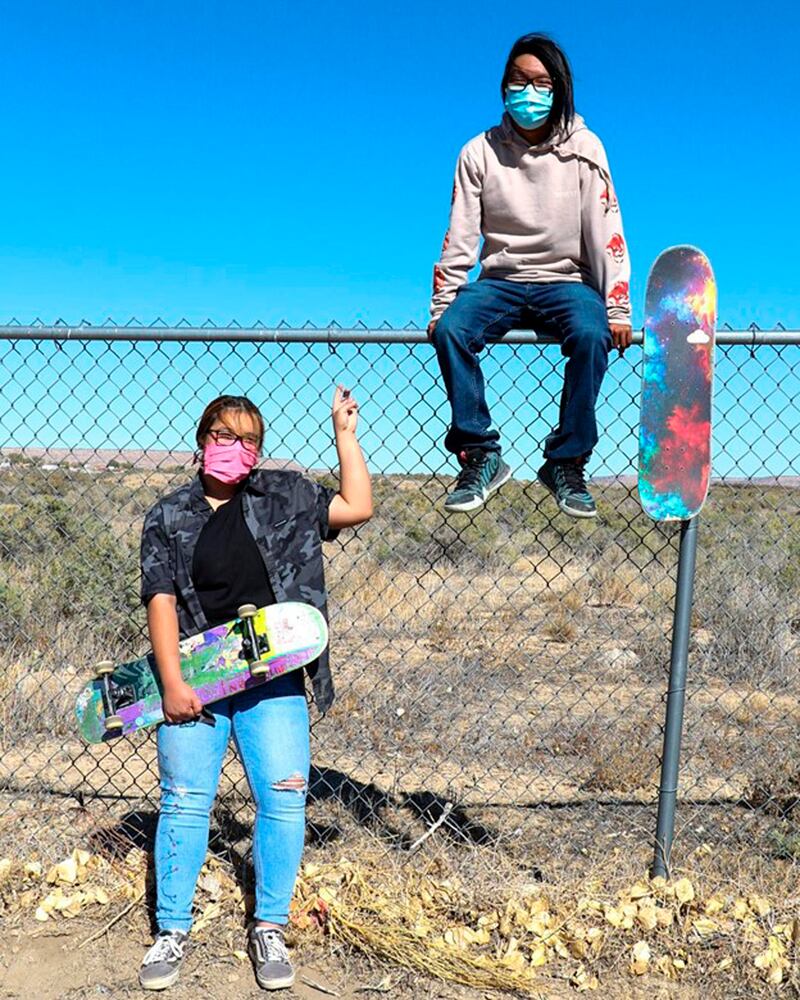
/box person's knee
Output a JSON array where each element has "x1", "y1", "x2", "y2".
[
  {"x1": 271, "y1": 772, "x2": 308, "y2": 794},
  {"x1": 432, "y1": 309, "x2": 470, "y2": 351},
  {"x1": 159, "y1": 783, "x2": 214, "y2": 816},
  {"x1": 251, "y1": 772, "x2": 308, "y2": 819},
  {"x1": 564, "y1": 322, "x2": 611, "y2": 357}
]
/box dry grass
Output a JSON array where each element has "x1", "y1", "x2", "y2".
[
  {"x1": 541, "y1": 612, "x2": 578, "y2": 644},
  {"x1": 1, "y1": 814, "x2": 799, "y2": 999}
]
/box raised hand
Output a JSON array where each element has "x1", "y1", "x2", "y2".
[{"x1": 332, "y1": 384, "x2": 360, "y2": 434}]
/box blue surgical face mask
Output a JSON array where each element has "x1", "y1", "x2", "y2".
[{"x1": 504, "y1": 84, "x2": 553, "y2": 130}]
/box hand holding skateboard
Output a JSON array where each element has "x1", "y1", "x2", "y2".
[{"x1": 162, "y1": 679, "x2": 203, "y2": 724}]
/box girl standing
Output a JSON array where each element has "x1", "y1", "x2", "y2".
[{"x1": 138, "y1": 388, "x2": 371, "y2": 991}]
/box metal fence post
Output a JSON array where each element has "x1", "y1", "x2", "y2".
[{"x1": 652, "y1": 516, "x2": 699, "y2": 878}]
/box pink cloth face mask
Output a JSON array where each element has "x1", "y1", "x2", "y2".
[{"x1": 202, "y1": 440, "x2": 258, "y2": 484}]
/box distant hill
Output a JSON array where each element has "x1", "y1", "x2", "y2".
[
  {"x1": 0, "y1": 447, "x2": 304, "y2": 473},
  {"x1": 591, "y1": 475, "x2": 800, "y2": 488},
  {"x1": 0, "y1": 448, "x2": 796, "y2": 486}
]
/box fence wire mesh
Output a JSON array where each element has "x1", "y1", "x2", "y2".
[{"x1": 0, "y1": 326, "x2": 798, "y2": 882}]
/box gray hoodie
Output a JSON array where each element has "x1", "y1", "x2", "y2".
[{"x1": 430, "y1": 114, "x2": 631, "y2": 324}]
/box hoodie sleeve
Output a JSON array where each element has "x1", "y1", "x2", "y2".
[
  {"x1": 429, "y1": 145, "x2": 483, "y2": 323},
  {"x1": 579, "y1": 138, "x2": 632, "y2": 325}
]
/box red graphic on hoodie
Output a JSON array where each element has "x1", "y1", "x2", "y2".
[
  {"x1": 605, "y1": 233, "x2": 626, "y2": 263},
  {"x1": 433, "y1": 183, "x2": 458, "y2": 294},
  {"x1": 607, "y1": 281, "x2": 630, "y2": 311},
  {"x1": 600, "y1": 183, "x2": 619, "y2": 214}
]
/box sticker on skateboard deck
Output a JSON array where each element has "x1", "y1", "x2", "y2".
[
  {"x1": 638, "y1": 245, "x2": 717, "y2": 521},
  {"x1": 75, "y1": 602, "x2": 328, "y2": 743}
]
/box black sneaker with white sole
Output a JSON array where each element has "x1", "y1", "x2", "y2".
[
  {"x1": 139, "y1": 930, "x2": 188, "y2": 991},
  {"x1": 248, "y1": 925, "x2": 295, "y2": 991},
  {"x1": 443, "y1": 449, "x2": 513, "y2": 513},
  {"x1": 537, "y1": 458, "x2": 597, "y2": 518}
]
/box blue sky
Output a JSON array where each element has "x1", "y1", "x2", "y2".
[
  {"x1": 0, "y1": 0, "x2": 798, "y2": 330},
  {"x1": 0, "y1": 1, "x2": 797, "y2": 482}
]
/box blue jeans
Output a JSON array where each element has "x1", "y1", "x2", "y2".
[
  {"x1": 432, "y1": 279, "x2": 612, "y2": 460},
  {"x1": 155, "y1": 674, "x2": 309, "y2": 932}
]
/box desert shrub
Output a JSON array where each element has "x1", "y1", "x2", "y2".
[
  {"x1": 694, "y1": 557, "x2": 797, "y2": 688},
  {"x1": 0, "y1": 495, "x2": 141, "y2": 647},
  {"x1": 0, "y1": 581, "x2": 27, "y2": 645},
  {"x1": 577, "y1": 718, "x2": 661, "y2": 793}
]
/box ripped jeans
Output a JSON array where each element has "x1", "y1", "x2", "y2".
[{"x1": 155, "y1": 673, "x2": 309, "y2": 932}]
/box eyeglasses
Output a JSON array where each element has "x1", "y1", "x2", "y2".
[
  {"x1": 506, "y1": 76, "x2": 553, "y2": 94},
  {"x1": 206, "y1": 428, "x2": 260, "y2": 452}
]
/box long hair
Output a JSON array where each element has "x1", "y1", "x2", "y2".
[
  {"x1": 195, "y1": 395, "x2": 265, "y2": 453},
  {"x1": 501, "y1": 33, "x2": 575, "y2": 134}
]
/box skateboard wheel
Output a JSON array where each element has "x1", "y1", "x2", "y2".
[
  {"x1": 238, "y1": 604, "x2": 258, "y2": 619},
  {"x1": 105, "y1": 715, "x2": 123, "y2": 732},
  {"x1": 95, "y1": 661, "x2": 114, "y2": 677},
  {"x1": 249, "y1": 660, "x2": 269, "y2": 677}
]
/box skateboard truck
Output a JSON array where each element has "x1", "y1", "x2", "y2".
[
  {"x1": 237, "y1": 604, "x2": 272, "y2": 677},
  {"x1": 95, "y1": 661, "x2": 123, "y2": 734}
]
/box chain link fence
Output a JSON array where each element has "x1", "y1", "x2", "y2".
[{"x1": 0, "y1": 323, "x2": 798, "y2": 883}]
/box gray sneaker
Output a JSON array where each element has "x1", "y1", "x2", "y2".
[
  {"x1": 248, "y1": 925, "x2": 295, "y2": 990},
  {"x1": 444, "y1": 449, "x2": 513, "y2": 513},
  {"x1": 139, "y1": 930, "x2": 188, "y2": 991},
  {"x1": 537, "y1": 458, "x2": 597, "y2": 518}
]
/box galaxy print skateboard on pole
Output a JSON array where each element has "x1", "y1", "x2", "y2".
[
  {"x1": 638, "y1": 245, "x2": 717, "y2": 519},
  {"x1": 75, "y1": 602, "x2": 328, "y2": 744},
  {"x1": 638, "y1": 245, "x2": 717, "y2": 878}
]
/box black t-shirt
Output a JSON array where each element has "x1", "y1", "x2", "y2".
[{"x1": 192, "y1": 492, "x2": 276, "y2": 629}]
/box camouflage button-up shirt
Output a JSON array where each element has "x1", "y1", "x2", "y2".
[{"x1": 140, "y1": 469, "x2": 339, "y2": 712}]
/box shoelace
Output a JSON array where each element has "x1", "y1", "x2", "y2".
[
  {"x1": 252, "y1": 928, "x2": 289, "y2": 965},
  {"x1": 143, "y1": 933, "x2": 185, "y2": 966},
  {"x1": 557, "y1": 461, "x2": 588, "y2": 496},
  {"x1": 454, "y1": 451, "x2": 486, "y2": 493}
]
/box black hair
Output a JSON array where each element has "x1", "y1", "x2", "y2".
[
  {"x1": 501, "y1": 33, "x2": 575, "y2": 134},
  {"x1": 196, "y1": 395, "x2": 264, "y2": 452}
]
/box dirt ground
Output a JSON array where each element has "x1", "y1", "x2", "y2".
[
  {"x1": 0, "y1": 905, "x2": 729, "y2": 1000},
  {"x1": 1, "y1": 928, "x2": 395, "y2": 1000},
  {"x1": 0, "y1": 790, "x2": 796, "y2": 1000}
]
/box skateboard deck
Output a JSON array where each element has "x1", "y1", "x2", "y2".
[
  {"x1": 75, "y1": 602, "x2": 328, "y2": 743},
  {"x1": 638, "y1": 245, "x2": 717, "y2": 521}
]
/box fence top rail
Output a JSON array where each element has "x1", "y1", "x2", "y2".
[{"x1": 0, "y1": 325, "x2": 796, "y2": 346}]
